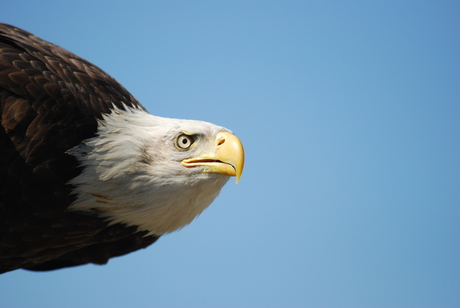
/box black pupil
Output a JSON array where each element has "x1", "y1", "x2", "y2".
[{"x1": 182, "y1": 138, "x2": 188, "y2": 145}]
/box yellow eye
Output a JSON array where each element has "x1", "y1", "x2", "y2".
[{"x1": 176, "y1": 134, "x2": 195, "y2": 149}]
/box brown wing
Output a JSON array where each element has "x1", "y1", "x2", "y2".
[{"x1": 0, "y1": 23, "x2": 158, "y2": 273}]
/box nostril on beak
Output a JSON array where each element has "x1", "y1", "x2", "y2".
[{"x1": 217, "y1": 138, "x2": 225, "y2": 146}]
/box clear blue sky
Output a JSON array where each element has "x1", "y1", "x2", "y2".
[{"x1": 1, "y1": 1, "x2": 459, "y2": 307}]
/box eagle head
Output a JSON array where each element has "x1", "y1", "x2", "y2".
[{"x1": 67, "y1": 105, "x2": 244, "y2": 235}]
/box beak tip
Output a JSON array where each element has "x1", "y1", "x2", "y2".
[{"x1": 235, "y1": 169, "x2": 243, "y2": 184}]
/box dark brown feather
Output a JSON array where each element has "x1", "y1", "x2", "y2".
[{"x1": 0, "y1": 23, "x2": 158, "y2": 273}]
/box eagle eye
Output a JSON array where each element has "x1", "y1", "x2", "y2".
[{"x1": 176, "y1": 134, "x2": 195, "y2": 150}]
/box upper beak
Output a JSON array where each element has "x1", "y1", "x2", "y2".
[{"x1": 181, "y1": 132, "x2": 245, "y2": 184}]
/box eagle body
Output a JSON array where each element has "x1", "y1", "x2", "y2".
[{"x1": 0, "y1": 24, "x2": 244, "y2": 273}]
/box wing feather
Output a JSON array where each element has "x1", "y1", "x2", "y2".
[{"x1": 0, "y1": 23, "x2": 158, "y2": 273}]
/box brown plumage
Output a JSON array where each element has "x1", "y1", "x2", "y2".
[{"x1": 0, "y1": 23, "x2": 158, "y2": 273}]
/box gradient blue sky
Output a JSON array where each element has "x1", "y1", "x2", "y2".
[{"x1": 1, "y1": 1, "x2": 459, "y2": 307}]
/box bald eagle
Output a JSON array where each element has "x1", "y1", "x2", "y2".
[{"x1": 0, "y1": 24, "x2": 244, "y2": 273}]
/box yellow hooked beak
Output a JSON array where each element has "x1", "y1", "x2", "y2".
[{"x1": 181, "y1": 132, "x2": 245, "y2": 184}]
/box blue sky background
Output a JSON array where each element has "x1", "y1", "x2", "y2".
[{"x1": 1, "y1": 1, "x2": 459, "y2": 307}]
